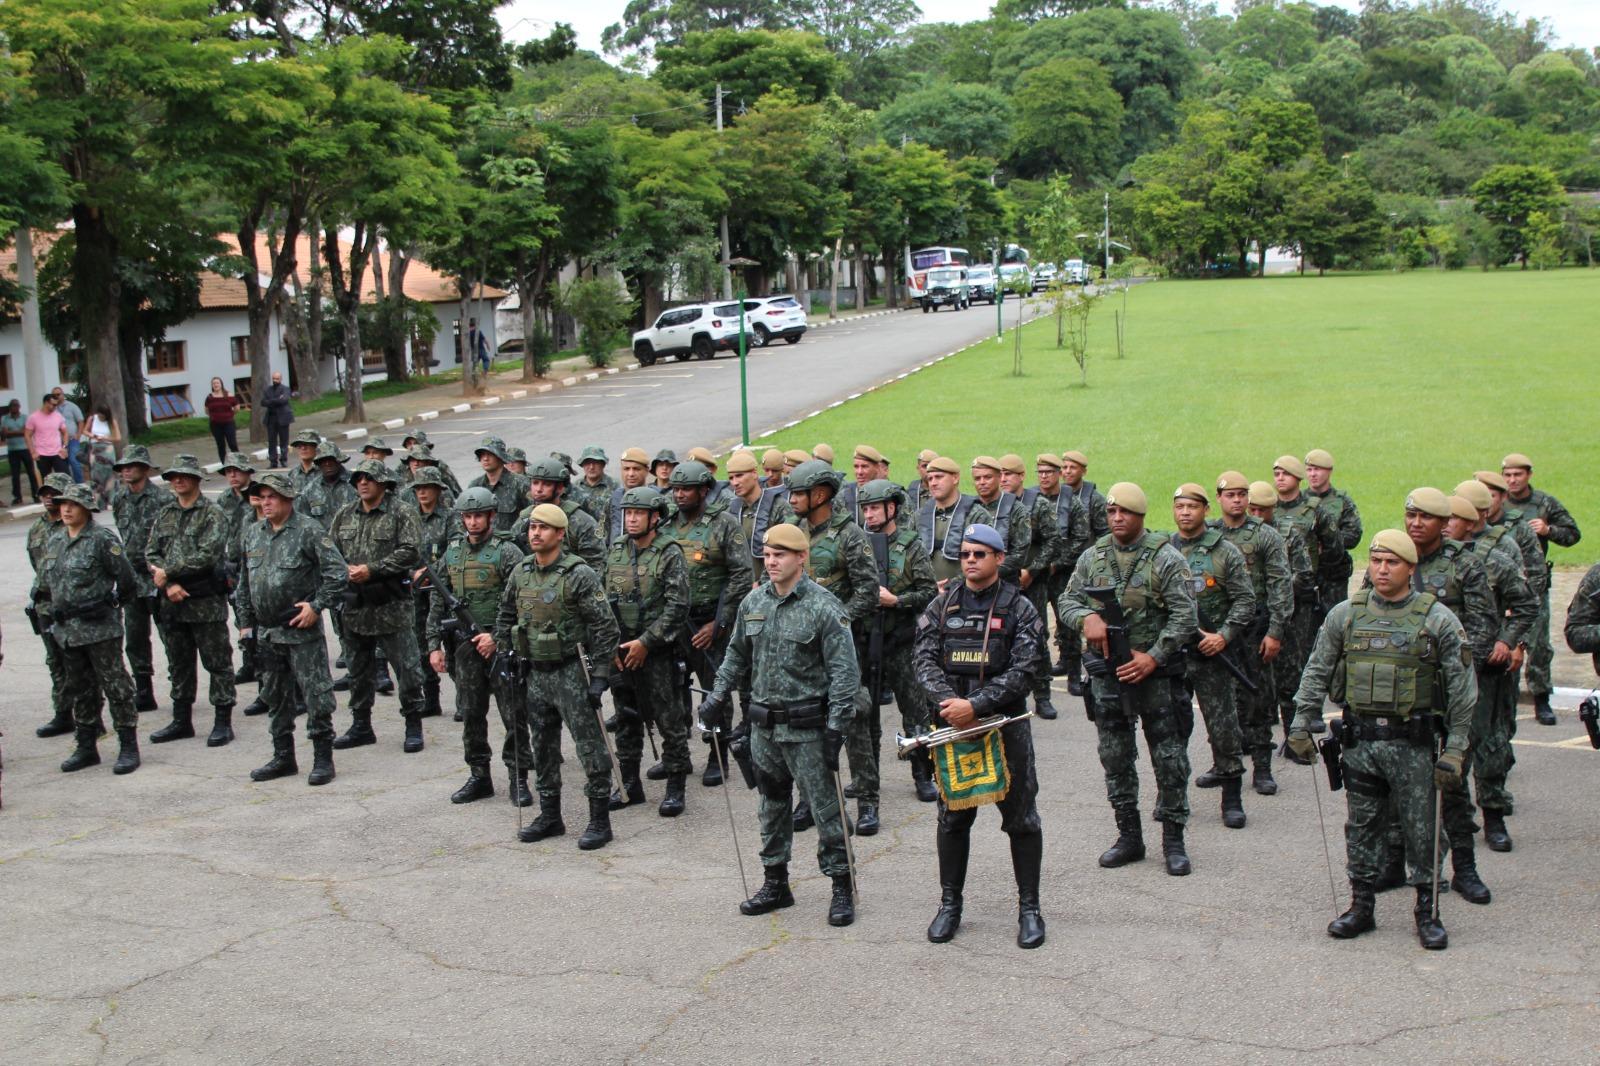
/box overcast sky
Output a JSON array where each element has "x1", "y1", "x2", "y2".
[{"x1": 496, "y1": 0, "x2": 1600, "y2": 55}]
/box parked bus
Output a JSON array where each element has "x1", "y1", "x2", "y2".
[{"x1": 907, "y1": 246, "x2": 971, "y2": 302}]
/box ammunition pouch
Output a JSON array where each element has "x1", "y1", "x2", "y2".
[
  {"x1": 728, "y1": 730, "x2": 757, "y2": 788},
  {"x1": 24, "y1": 602, "x2": 42, "y2": 636},
  {"x1": 747, "y1": 699, "x2": 826, "y2": 730}
]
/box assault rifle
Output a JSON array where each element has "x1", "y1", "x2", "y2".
[
  {"x1": 423, "y1": 556, "x2": 517, "y2": 688},
  {"x1": 1193, "y1": 603, "x2": 1259, "y2": 694},
  {"x1": 1082, "y1": 585, "x2": 1137, "y2": 720}
]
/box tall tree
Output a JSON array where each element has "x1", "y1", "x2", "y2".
[
  {"x1": 1470, "y1": 163, "x2": 1564, "y2": 267},
  {"x1": 1009, "y1": 58, "x2": 1125, "y2": 182}
]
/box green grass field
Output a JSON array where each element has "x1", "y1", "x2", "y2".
[{"x1": 759, "y1": 269, "x2": 1600, "y2": 563}]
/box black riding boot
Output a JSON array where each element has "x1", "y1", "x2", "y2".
[
  {"x1": 1161, "y1": 820, "x2": 1191, "y2": 876},
  {"x1": 151, "y1": 704, "x2": 194, "y2": 743},
  {"x1": 740, "y1": 863, "x2": 795, "y2": 915},
  {"x1": 927, "y1": 828, "x2": 970, "y2": 943},
  {"x1": 1098, "y1": 806, "x2": 1145, "y2": 868},
  {"x1": 374, "y1": 661, "x2": 394, "y2": 696},
  {"x1": 1450, "y1": 844, "x2": 1491, "y2": 905},
  {"x1": 659, "y1": 773, "x2": 687, "y2": 817},
  {"x1": 60, "y1": 725, "x2": 101, "y2": 772},
  {"x1": 251, "y1": 735, "x2": 297, "y2": 781},
  {"x1": 333, "y1": 710, "x2": 376, "y2": 749},
  {"x1": 1012, "y1": 832, "x2": 1046, "y2": 949},
  {"x1": 702, "y1": 739, "x2": 726, "y2": 787},
  {"x1": 1533, "y1": 695, "x2": 1555, "y2": 725},
  {"x1": 609, "y1": 758, "x2": 645, "y2": 810},
  {"x1": 1220, "y1": 776, "x2": 1246, "y2": 829},
  {"x1": 520, "y1": 794, "x2": 565, "y2": 842},
  {"x1": 1327, "y1": 879, "x2": 1376, "y2": 938},
  {"x1": 307, "y1": 737, "x2": 335, "y2": 786},
  {"x1": 1034, "y1": 693, "x2": 1058, "y2": 720},
  {"x1": 1414, "y1": 884, "x2": 1448, "y2": 950},
  {"x1": 452, "y1": 766, "x2": 495, "y2": 804},
  {"x1": 113, "y1": 727, "x2": 141, "y2": 774},
  {"x1": 828, "y1": 874, "x2": 856, "y2": 927},
  {"x1": 911, "y1": 750, "x2": 937, "y2": 802},
  {"x1": 1374, "y1": 843, "x2": 1408, "y2": 891},
  {"x1": 577, "y1": 795, "x2": 613, "y2": 850},
  {"x1": 206, "y1": 704, "x2": 235, "y2": 747}
]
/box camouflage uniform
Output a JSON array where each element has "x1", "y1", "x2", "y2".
[
  {"x1": 111, "y1": 476, "x2": 174, "y2": 689},
  {"x1": 916, "y1": 494, "x2": 993, "y2": 587},
  {"x1": 604, "y1": 533, "x2": 692, "y2": 773},
  {"x1": 709, "y1": 576, "x2": 859, "y2": 877},
  {"x1": 145, "y1": 492, "x2": 236, "y2": 713},
  {"x1": 27, "y1": 507, "x2": 74, "y2": 731},
  {"x1": 1170, "y1": 529, "x2": 1256, "y2": 785},
  {"x1": 35, "y1": 517, "x2": 139, "y2": 737},
  {"x1": 1018, "y1": 487, "x2": 1059, "y2": 707},
  {"x1": 1465, "y1": 527, "x2": 1537, "y2": 818},
  {"x1": 217, "y1": 479, "x2": 259, "y2": 679},
  {"x1": 570, "y1": 474, "x2": 617, "y2": 525},
  {"x1": 411, "y1": 484, "x2": 458, "y2": 715},
  {"x1": 1505, "y1": 486, "x2": 1580, "y2": 701},
  {"x1": 973, "y1": 491, "x2": 1032, "y2": 585},
  {"x1": 727, "y1": 487, "x2": 797, "y2": 570},
  {"x1": 1055, "y1": 479, "x2": 1109, "y2": 671},
  {"x1": 467, "y1": 469, "x2": 529, "y2": 534},
  {"x1": 295, "y1": 468, "x2": 357, "y2": 530},
  {"x1": 1309, "y1": 484, "x2": 1362, "y2": 609},
  {"x1": 329, "y1": 493, "x2": 428, "y2": 724},
  {"x1": 1272, "y1": 507, "x2": 1326, "y2": 733},
  {"x1": 1211, "y1": 515, "x2": 1294, "y2": 769},
  {"x1": 855, "y1": 519, "x2": 938, "y2": 798},
  {"x1": 1563, "y1": 563, "x2": 1600, "y2": 670},
  {"x1": 512, "y1": 498, "x2": 606, "y2": 572},
  {"x1": 661, "y1": 499, "x2": 753, "y2": 700}
]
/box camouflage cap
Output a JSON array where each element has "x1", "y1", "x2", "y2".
[
  {"x1": 999, "y1": 454, "x2": 1026, "y2": 475},
  {"x1": 161, "y1": 453, "x2": 206, "y2": 481},
  {"x1": 858, "y1": 478, "x2": 905, "y2": 508},
  {"x1": 1216, "y1": 470, "x2": 1248, "y2": 493},
  {"x1": 579, "y1": 445, "x2": 608, "y2": 465},
  {"x1": 59, "y1": 483, "x2": 100, "y2": 512},
  {"x1": 220, "y1": 451, "x2": 256, "y2": 474},
  {"x1": 725, "y1": 451, "x2": 758, "y2": 474},
  {"x1": 404, "y1": 444, "x2": 438, "y2": 464},
  {"x1": 402, "y1": 429, "x2": 431, "y2": 448},
  {"x1": 1447, "y1": 495, "x2": 1479, "y2": 522},
  {"x1": 1106, "y1": 482, "x2": 1148, "y2": 515},
  {"x1": 40, "y1": 472, "x2": 74, "y2": 497},
  {"x1": 652, "y1": 448, "x2": 679, "y2": 467},
  {"x1": 926, "y1": 456, "x2": 960, "y2": 476},
  {"x1": 687, "y1": 446, "x2": 716, "y2": 467},
  {"x1": 506, "y1": 446, "x2": 528, "y2": 464},
  {"x1": 763, "y1": 523, "x2": 809, "y2": 553},
  {"x1": 1272, "y1": 454, "x2": 1306, "y2": 480},
  {"x1": 528, "y1": 456, "x2": 571, "y2": 484},
  {"x1": 1501, "y1": 452, "x2": 1533, "y2": 471},
  {"x1": 113, "y1": 444, "x2": 155, "y2": 469},
  {"x1": 669, "y1": 460, "x2": 716, "y2": 488},
  {"x1": 1305, "y1": 448, "x2": 1335, "y2": 470},
  {"x1": 527, "y1": 502, "x2": 568, "y2": 530},
  {"x1": 1454, "y1": 479, "x2": 1492, "y2": 512},
  {"x1": 1404, "y1": 487, "x2": 1451, "y2": 519},
  {"x1": 364, "y1": 437, "x2": 395, "y2": 455},
  {"x1": 1370, "y1": 528, "x2": 1418, "y2": 564},
  {"x1": 549, "y1": 452, "x2": 575, "y2": 474},
  {"x1": 454, "y1": 485, "x2": 496, "y2": 511},
  {"x1": 1247, "y1": 481, "x2": 1276, "y2": 507},
  {"x1": 411, "y1": 466, "x2": 447, "y2": 489},
  {"x1": 619, "y1": 447, "x2": 650, "y2": 467},
  {"x1": 349, "y1": 458, "x2": 396, "y2": 486},
  {"x1": 812, "y1": 443, "x2": 835, "y2": 465},
  {"x1": 1173, "y1": 482, "x2": 1210, "y2": 506},
  {"x1": 1474, "y1": 469, "x2": 1508, "y2": 492},
  {"x1": 1061, "y1": 450, "x2": 1089, "y2": 468},
  {"x1": 474, "y1": 435, "x2": 512, "y2": 463},
  {"x1": 971, "y1": 454, "x2": 1003, "y2": 473},
  {"x1": 313, "y1": 440, "x2": 349, "y2": 464},
  {"x1": 290, "y1": 428, "x2": 323, "y2": 448},
  {"x1": 256, "y1": 472, "x2": 298, "y2": 499}
]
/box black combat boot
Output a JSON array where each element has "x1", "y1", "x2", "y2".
[
  {"x1": 1327, "y1": 879, "x2": 1376, "y2": 939},
  {"x1": 452, "y1": 704, "x2": 464, "y2": 723},
  {"x1": 740, "y1": 863, "x2": 795, "y2": 915},
  {"x1": 336, "y1": 654, "x2": 347, "y2": 670},
  {"x1": 241, "y1": 695, "x2": 268, "y2": 717},
  {"x1": 1012, "y1": 832, "x2": 1046, "y2": 949},
  {"x1": 331, "y1": 673, "x2": 353, "y2": 692},
  {"x1": 928, "y1": 829, "x2": 970, "y2": 943},
  {"x1": 250, "y1": 735, "x2": 298, "y2": 781},
  {"x1": 135, "y1": 675, "x2": 159, "y2": 713},
  {"x1": 911, "y1": 751, "x2": 937, "y2": 803},
  {"x1": 234, "y1": 657, "x2": 256, "y2": 685},
  {"x1": 857, "y1": 802, "x2": 880, "y2": 836},
  {"x1": 519, "y1": 794, "x2": 565, "y2": 842},
  {"x1": 702, "y1": 741, "x2": 726, "y2": 787},
  {"x1": 112, "y1": 727, "x2": 141, "y2": 774},
  {"x1": 1374, "y1": 845, "x2": 1408, "y2": 891},
  {"x1": 1194, "y1": 765, "x2": 1224, "y2": 788},
  {"x1": 645, "y1": 758, "x2": 668, "y2": 781},
  {"x1": 420, "y1": 675, "x2": 442, "y2": 718},
  {"x1": 659, "y1": 773, "x2": 687, "y2": 817},
  {"x1": 374, "y1": 662, "x2": 394, "y2": 696},
  {"x1": 1450, "y1": 844, "x2": 1491, "y2": 904},
  {"x1": 452, "y1": 767, "x2": 495, "y2": 804},
  {"x1": 1051, "y1": 657, "x2": 1070, "y2": 677},
  {"x1": 333, "y1": 711, "x2": 377, "y2": 749},
  {"x1": 1067, "y1": 675, "x2": 1085, "y2": 698},
  {"x1": 1161, "y1": 820, "x2": 1191, "y2": 876},
  {"x1": 792, "y1": 798, "x2": 814, "y2": 832},
  {"x1": 402, "y1": 714, "x2": 424, "y2": 753},
  {"x1": 207, "y1": 704, "x2": 235, "y2": 747},
  {"x1": 508, "y1": 772, "x2": 533, "y2": 807},
  {"x1": 609, "y1": 758, "x2": 645, "y2": 810},
  {"x1": 36, "y1": 711, "x2": 74, "y2": 738},
  {"x1": 307, "y1": 737, "x2": 335, "y2": 786},
  {"x1": 844, "y1": 779, "x2": 859, "y2": 799},
  {"x1": 150, "y1": 703, "x2": 195, "y2": 743},
  {"x1": 828, "y1": 874, "x2": 856, "y2": 927},
  {"x1": 1414, "y1": 885, "x2": 1448, "y2": 950},
  {"x1": 1482, "y1": 809, "x2": 1512, "y2": 852},
  {"x1": 577, "y1": 795, "x2": 613, "y2": 850},
  {"x1": 1220, "y1": 776, "x2": 1247, "y2": 830},
  {"x1": 1534, "y1": 695, "x2": 1556, "y2": 726},
  {"x1": 1252, "y1": 750, "x2": 1278, "y2": 796},
  {"x1": 1034, "y1": 693, "x2": 1058, "y2": 721},
  {"x1": 1098, "y1": 806, "x2": 1145, "y2": 868},
  {"x1": 60, "y1": 726, "x2": 101, "y2": 772},
  {"x1": 603, "y1": 711, "x2": 620, "y2": 732}
]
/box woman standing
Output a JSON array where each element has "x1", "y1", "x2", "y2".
[
  {"x1": 2, "y1": 398, "x2": 40, "y2": 504},
  {"x1": 83, "y1": 403, "x2": 121, "y2": 506},
  {"x1": 204, "y1": 377, "x2": 245, "y2": 464}
]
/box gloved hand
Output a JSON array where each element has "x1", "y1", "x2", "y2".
[
  {"x1": 1434, "y1": 749, "x2": 1465, "y2": 789},
  {"x1": 699, "y1": 691, "x2": 731, "y2": 734},
  {"x1": 586, "y1": 675, "x2": 609, "y2": 708},
  {"x1": 1286, "y1": 730, "x2": 1317, "y2": 762},
  {"x1": 823, "y1": 727, "x2": 845, "y2": 772}
]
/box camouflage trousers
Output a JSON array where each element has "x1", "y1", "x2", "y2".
[
  {"x1": 231, "y1": 597, "x2": 256, "y2": 678},
  {"x1": 1024, "y1": 580, "x2": 1053, "y2": 701},
  {"x1": 1523, "y1": 590, "x2": 1553, "y2": 697},
  {"x1": 1187, "y1": 655, "x2": 1244, "y2": 778},
  {"x1": 614, "y1": 655, "x2": 690, "y2": 775},
  {"x1": 527, "y1": 659, "x2": 613, "y2": 801},
  {"x1": 61, "y1": 637, "x2": 137, "y2": 733},
  {"x1": 1475, "y1": 667, "x2": 1518, "y2": 815},
  {"x1": 1232, "y1": 631, "x2": 1277, "y2": 762},
  {"x1": 1088, "y1": 675, "x2": 1191, "y2": 825},
  {"x1": 1049, "y1": 570, "x2": 1082, "y2": 673},
  {"x1": 451, "y1": 641, "x2": 530, "y2": 772},
  {"x1": 160, "y1": 615, "x2": 237, "y2": 709},
  {"x1": 345, "y1": 626, "x2": 426, "y2": 719},
  {"x1": 847, "y1": 641, "x2": 930, "y2": 805},
  {"x1": 258, "y1": 635, "x2": 336, "y2": 741},
  {"x1": 1342, "y1": 736, "x2": 1442, "y2": 885},
  {"x1": 1274, "y1": 602, "x2": 1320, "y2": 733},
  {"x1": 123, "y1": 594, "x2": 162, "y2": 680},
  {"x1": 936, "y1": 718, "x2": 1042, "y2": 837},
  {"x1": 750, "y1": 723, "x2": 849, "y2": 877}
]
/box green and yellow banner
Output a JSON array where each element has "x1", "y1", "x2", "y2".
[{"x1": 932, "y1": 729, "x2": 1010, "y2": 810}]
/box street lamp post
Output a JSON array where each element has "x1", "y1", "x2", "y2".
[{"x1": 726, "y1": 256, "x2": 759, "y2": 446}]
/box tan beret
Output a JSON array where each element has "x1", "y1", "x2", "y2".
[
  {"x1": 687, "y1": 446, "x2": 716, "y2": 466},
  {"x1": 1273, "y1": 454, "x2": 1306, "y2": 480},
  {"x1": 619, "y1": 447, "x2": 650, "y2": 466},
  {"x1": 917, "y1": 448, "x2": 938, "y2": 464},
  {"x1": 528, "y1": 503, "x2": 568, "y2": 529},
  {"x1": 1404, "y1": 487, "x2": 1451, "y2": 519},
  {"x1": 926, "y1": 456, "x2": 961, "y2": 476},
  {"x1": 1305, "y1": 448, "x2": 1335, "y2": 470},
  {"x1": 1061, "y1": 450, "x2": 1089, "y2": 467},
  {"x1": 763, "y1": 523, "x2": 809, "y2": 553},
  {"x1": 812, "y1": 443, "x2": 835, "y2": 464},
  {"x1": 1106, "y1": 482, "x2": 1148, "y2": 515},
  {"x1": 1216, "y1": 470, "x2": 1248, "y2": 492},
  {"x1": 971, "y1": 454, "x2": 1003, "y2": 473},
  {"x1": 761, "y1": 448, "x2": 785, "y2": 470},
  {"x1": 999, "y1": 453, "x2": 1027, "y2": 474},
  {"x1": 1370, "y1": 528, "x2": 1418, "y2": 564},
  {"x1": 1501, "y1": 452, "x2": 1532, "y2": 471},
  {"x1": 1447, "y1": 495, "x2": 1479, "y2": 522},
  {"x1": 1474, "y1": 469, "x2": 1508, "y2": 492},
  {"x1": 1036, "y1": 453, "x2": 1063, "y2": 470},
  {"x1": 725, "y1": 451, "x2": 758, "y2": 474},
  {"x1": 1173, "y1": 482, "x2": 1210, "y2": 506},
  {"x1": 1454, "y1": 480, "x2": 1492, "y2": 512},
  {"x1": 783, "y1": 448, "x2": 811, "y2": 465},
  {"x1": 853, "y1": 444, "x2": 884, "y2": 464},
  {"x1": 1247, "y1": 481, "x2": 1276, "y2": 507}
]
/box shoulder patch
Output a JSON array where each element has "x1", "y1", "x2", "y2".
[{"x1": 110, "y1": 544, "x2": 122, "y2": 555}]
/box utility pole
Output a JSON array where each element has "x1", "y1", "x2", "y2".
[
  {"x1": 716, "y1": 84, "x2": 733, "y2": 301},
  {"x1": 1103, "y1": 191, "x2": 1111, "y2": 280}
]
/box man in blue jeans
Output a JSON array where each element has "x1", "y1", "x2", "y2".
[
  {"x1": 469, "y1": 318, "x2": 491, "y2": 375},
  {"x1": 50, "y1": 386, "x2": 85, "y2": 482}
]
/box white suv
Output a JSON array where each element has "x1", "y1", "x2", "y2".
[
  {"x1": 741, "y1": 295, "x2": 808, "y2": 347},
  {"x1": 631, "y1": 302, "x2": 744, "y2": 366}
]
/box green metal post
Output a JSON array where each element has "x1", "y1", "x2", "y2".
[{"x1": 738, "y1": 287, "x2": 749, "y2": 445}]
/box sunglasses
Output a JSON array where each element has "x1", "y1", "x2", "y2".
[{"x1": 959, "y1": 549, "x2": 992, "y2": 559}]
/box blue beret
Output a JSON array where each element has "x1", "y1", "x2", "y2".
[{"x1": 962, "y1": 523, "x2": 1006, "y2": 553}]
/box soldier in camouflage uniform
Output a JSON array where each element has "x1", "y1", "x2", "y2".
[
  {"x1": 1289, "y1": 529, "x2": 1476, "y2": 951},
  {"x1": 1500, "y1": 453, "x2": 1581, "y2": 725},
  {"x1": 650, "y1": 448, "x2": 678, "y2": 492},
  {"x1": 1562, "y1": 562, "x2": 1600, "y2": 690},
  {"x1": 1169, "y1": 483, "x2": 1256, "y2": 830},
  {"x1": 28, "y1": 475, "x2": 79, "y2": 738},
  {"x1": 786, "y1": 459, "x2": 879, "y2": 831},
  {"x1": 835, "y1": 444, "x2": 890, "y2": 525},
  {"x1": 427, "y1": 486, "x2": 530, "y2": 806},
  {"x1": 38, "y1": 484, "x2": 142, "y2": 775},
  {"x1": 512, "y1": 457, "x2": 607, "y2": 572},
  {"x1": 400, "y1": 431, "x2": 463, "y2": 496},
  {"x1": 469, "y1": 436, "x2": 530, "y2": 534},
  {"x1": 724, "y1": 451, "x2": 796, "y2": 570},
  {"x1": 495, "y1": 504, "x2": 621, "y2": 849},
  {"x1": 1304, "y1": 449, "x2": 1362, "y2": 610},
  {"x1": 505, "y1": 446, "x2": 530, "y2": 479},
  {"x1": 760, "y1": 448, "x2": 787, "y2": 491},
  {"x1": 605, "y1": 447, "x2": 654, "y2": 544},
  {"x1": 1211, "y1": 472, "x2": 1294, "y2": 795},
  {"x1": 1450, "y1": 481, "x2": 1538, "y2": 854},
  {"x1": 603, "y1": 487, "x2": 692, "y2": 816},
  {"x1": 914, "y1": 522, "x2": 1047, "y2": 949},
  {"x1": 701, "y1": 522, "x2": 861, "y2": 927},
  {"x1": 1060, "y1": 482, "x2": 1200, "y2": 877},
  {"x1": 329, "y1": 460, "x2": 429, "y2": 753},
  {"x1": 111, "y1": 444, "x2": 174, "y2": 712},
  {"x1": 144, "y1": 455, "x2": 237, "y2": 747},
  {"x1": 236, "y1": 473, "x2": 347, "y2": 785},
  {"x1": 916, "y1": 457, "x2": 992, "y2": 592},
  {"x1": 218, "y1": 453, "x2": 260, "y2": 691},
  {"x1": 1055, "y1": 450, "x2": 1109, "y2": 687},
  {"x1": 1002, "y1": 454, "x2": 1060, "y2": 720},
  {"x1": 903, "y1": 449, "x2": 936, "y2": 516},
  {"x1": 288, "y1": 428, "x2": 323, "y2": 493},
  {"x1": 361, "y1": 437, "x2": 397, "y2": 472},
  {"x1": 410, "y1": 466, "x2": 458, "y2": 719},
  {"x1": 858, "y1": 479, "x2": 939, "y2": 802},
  {"x1": 399, "y1": 445, "x2": 457, "y2": 511},
  {"x1": 1034, "y1": 454, "x2": 1093, "y2": 690},
  {"x1": 662, "y1": 460, "x2": 754, "y2": 787},
  {"x1": 297, "y1": 441, "x2": 362, "y2": 688},
  {"x1": 1271, "y1": 456, "x2": 1342, "y2": 748},
  {"x1": 570, "y1": 445, "x2": 617, "y2": 524},
  {"x1": 970, "y1": 455, "x2": 1031, "y2": 587}
]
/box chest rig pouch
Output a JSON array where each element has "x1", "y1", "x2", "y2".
[
  {"x1": 1341, "y1": 589, "x2": 1439, "y2": 717},
  {"x1": 514, "y1": 555, "x2": 579, "y2": 663}
]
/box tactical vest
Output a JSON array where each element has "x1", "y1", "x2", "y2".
[
  {"x1": 918, "y1": 495, "x2": 979, "y2": 561},
  {"x1": 1171, "y1": 528, "x2": 1232, "y2": 623},
  {"x1": 1071, "y1": 479, "x2": 1097, "y2": 508},
  {"x1": 727, "y1": 486, "x2": 784, "y2": 559},
  {"x1": 937, "y1": 581, "x2": 1023, "y2": 700},
  {"x1": 1468, "y1": 524, "x2": 1513, "y2": 572},
  {"x1": 837, "y1": 481, "x2": 861, "y2": 524},
  {"x1": 1214, "y1": 516, "x2": 1268, "y2": 601},
  {"x1": 445, "y1": 534, "x2": 515, "y2": 624},
  {"x1": 1047, "y1": 489, "x2": 1075, "y2": 539},
  {"x1": 1277, "y1": 495, "x2": 1322, "y2": 570},
  {"x1": 1342, "y1": 588, "x2": 1439, "y2": 717},
  {"x1": 1084, "y1": 532, "x2": 1168, "y2": 649},
  {"x1": 669, "y1": 510, "x2": 730, "y2": 609},
  {"x1": 1412, "y1": 541, "x2": 1468, "y2": 613},
  {"x1": 979, "y1": 492, "x2": 1015, "y2": 539},
  {"x1": 609, "y1": 485, "x2": 630, "y2": 541},
  {"x1": 605, "y1": 540, "x2": 671, "y2": 636},
  {"x1": 511, "y1": 553, "x2": 582, "y2": 663},
  {"x1": 806, "y1": 516, "x2": 853, "y2": 599}
]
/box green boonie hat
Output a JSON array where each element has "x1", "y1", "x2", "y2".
[
  {"x1": 652, "y1": 449, "x2": 678, "y2": 467},
  {"x1": 363, "y1": 437, "x2": 394, "y2": 455},
  {"x1": 621, "y1": 486, "x2": 669, "y2": 513},
  {"x1": 550, "y1": 451, "x2": 576, "y2": 474},
  {"x1": 580, "y1": 445, "x2": 608, "y2": 464},
  {"x1": 668, "y1": 460, "x2": 716, "y2": 488},
  {"x1": 404, "y1": 444, "x2": 438, "y2": 464},
  {"x1": 290, "y1": 429, "x2": 323, "y2": 448},
  {"x1": 314, "y1": 440, "x2": 349, "y2": 464},
  {"x1": 858, "y1": 478, "x2": 905, "y2": 508},
  {"x1": 41, "y1": 472, "x2": 74, "y2": 496},
  {"x1": 113, "y1": 444, "x2": 155, "y2": 469},
  {"x1": 506, "y1": 446, "x2": 528, "y2": 464},
  {"x1": 402, "y1": 429, "x2": 431, "y2": 447},
  {"x1": 59, "y1": 483, "x2": 100, "y2": 511},
  {"x1": 528, "y1": 456, "x2": 571, "y2": 484},
  {"x1": 220, "y1": 451, "x2": 256, "y2": 474},
  {"x1": 455, "y1": 486, "x2": 497, "y2": 512},
  {"x1": 411, "y1": 467, "x2": 447, "y2": 489},
  {"x1": 474, "y1": 435, "x2": 511, "y2": 463},
  {"x1": 256, "y1": 472, "x2": 298, "y2": 499},
  {"x1": 787, "y1": 459, "x2": 842, "y2": 493},
  {"x1": 349, "y1": 458, "x2": 396, "y2": 485},
  {"x1": 161, "y1": 453, "x2": 207, "y2": 480}
]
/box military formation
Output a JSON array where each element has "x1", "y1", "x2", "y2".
[{"x1": 19, "y1": 434, "x2": 1596, "y2": 952}]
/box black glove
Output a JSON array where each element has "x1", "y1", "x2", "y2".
[
  {"x1": 586, "y1": 675, "x2": 609, "y2": 708},
  {"x1": 699, "y1": 691, "x2": 731, "y2": 734},
  {"x1": 823, "y1": 727, "x2": 845, "y2": 772}
]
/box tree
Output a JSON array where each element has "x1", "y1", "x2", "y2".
[
  {"x1": 1025, "y1": 177, "x2": 1084, "y2": 347},
  {"x1": 655, "y1": 28, "x2": 841, "y2": 109},
  {"x1": 603, "y1": 0, "x2": 790, "y2": 59},
  {"x1": 994, "y1": 0, "x2": 1126, "y2": 19},
  {"x1": 1009, "y1": 58, "x2": 1124, "y2": 182},
  {"x1": 1523, "y1": 209, "x2": 1563, "y2": 269},
  {"x1": 1470, "y1": 163, "x2": 1564, "y2": 267},
  {"x1": 1232, "y1": 2, "x2": 1319, "y2": 70},
  {"x1": 558, "y1": 276, "x2": 637, "y2": 368},
  {"x1": 794, "y1": 0, "x2": 921, "y2": 107},
  {"x1": 878, "y1": 83, "x2": 1014, "y2": 159},
  {"x1": 1280, "y1": 161, "x2": 1384, "y2": 272}
]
